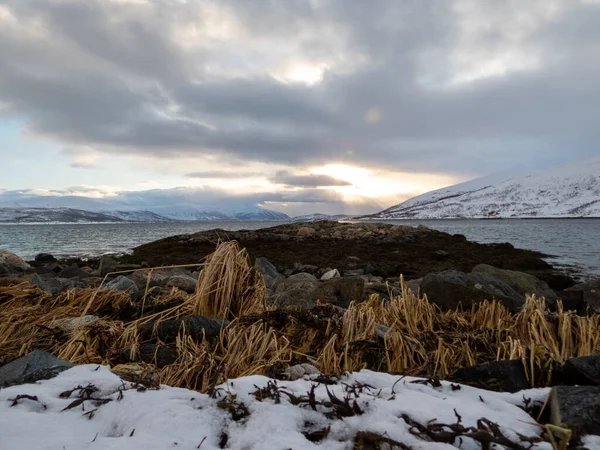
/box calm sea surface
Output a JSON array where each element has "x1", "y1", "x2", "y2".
[{"x1": 0, "y1": 219, "x2": 598, "y2": 279}]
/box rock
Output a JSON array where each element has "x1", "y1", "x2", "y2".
[
  {"x1": 0, "y1": 276, "x2": 21, "y2": 287},
  {"x1": 136, "y1": 343, "x2": 178, "y2": 368},
  {"x1": 270, "y1": 289, "x2": 316, "y2": 309},
  {"x1": 286, "y1": 272, "x2": 319, "y2": 284},
  {"x1": 29, "y1": 273, "x2": 85, "y2": 295},
  {"x1": 34, "y1": 253, "x2": 56, "y2": 263},
  {"x1": 140, "y1": 315, "x2": 227, "y2": 342},
  {"x1": 0, "y1": 250, "x2": 31, "y2": 275},
  {"x1": 544, "y1": 273, "x2": 577, "y2": 291},
  {"x1": 420, "y1": 270, "x2": 526, "y2": 312},
  {"x1": 405, "y1": 278, "x2": 422, "y2": 295},
  {"x1": 549, "y1": 386, "x2": 600, "y2": 439},
  {"x1": 291, "y1": 263, "x2": 318, "y2": 275},
  {"x1": 364, "y1": 264, "x2": 387, "y2": 279},
  {"x1": 297, "y1": 226, "x2": 316, "y2": 237},
  {"x1": 44, "y1": 315, "x2": 100, "y2": 332},
  {"x1": 566, "y1": 279, "x2": 600, "y2": 313},
  {"x1": 284, "y1": 363, "x2": 321, "y2": 380},
  {"x1": 104, "y1": 275, "x2": 139, "y2": 293},
  {"x1": 434, "y1": 250, "x2": 450, "y2": 259},
  {"x1": 320, "y1": 268, "x2": 340, "y2": 280},
  {"x1": 343, "y1": 269, "x2": 365, "y2": 277},
  {"x1": 114, "y1": 263, "x2": 143, "y2": 273},
  {"x1": 166, "y1": 274, "x2": 198, "y2": 293},
  {"x1": 560, "y1": 354, "x2": 600, "y2": 386},
  {"x1": 452, "y1": 360, "x2": 530, "y2": 393},
  {"x1": 471, "y1": 264, "x2": 557, "y2": 305},
  {"x1": 255, "y1": 257, "x2": 284, "y2": 289},
  {"x1": 558, "y1": 290, "x2": 586, "y2": 314},
  {"x1": 0, "y1": 351, "x2": 75, "y2": 388},
  {"x1": 312, "y1": 277, "x2": 365, "y2": 309},
  {"x1": 128, "y1": 270, "x2": 170, "y2": 290},
  {"x1": 59, "y1": 264, "x2": 89, "y2": 279},
  {"x1": 99, "y1": 255, "x2": 119, "y2": 276}
]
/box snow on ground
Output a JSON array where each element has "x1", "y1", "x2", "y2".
[{"x1": 0, "y1": 365, "x2": 552, "y2": 450}]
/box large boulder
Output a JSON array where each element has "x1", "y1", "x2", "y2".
[
  {"x1": 29, "y1": 273, "x2": 86, "y2": 295},
  {"x1": 128, "y1": 270, "x2": 170, "y2": 290},
  {"x1": 566, "y1": 279, "x2": 600, "y2": 313},
  {"x1": 0, "y1": 250, "x2": 31, "y2": 275},
  {"x1": 98, "y1": 255, "x2": 119, "y2": 276},
  {"x1": 559, "y1": 354, "x2": 600, "y2": 386},
  {"x1": 166, "y1": 274, "x2": 198, "y2": 293},
  {"x1": 420, "y1": 270, "x2": 525, "y2": 312},
  {"x1": 471, "y1": 264, "x2": 557, "y2": 305},
  {"x1": 550, "y1": 386, "x2": 600, "y2": 439},
  {"x1": 275, "y1": 273, "x2": 320, "y2": 294},
  {"x1": 104, "y1": 275, "x2": 139, "y2": 294},
  {"x1": 34, "y1": 253, "x2": 57, "y2": 263},
  {"x1": 269, "y1": 289, "x2": 316, "y2": 309},
  {"x1": 312, "y1": 277, "x2": 365, "y2": 309},
  {"x1": 254, "y1": 257, "x2": 284, "y2": 289},
  {"x1": 58, "y1": 263, "x2": 90, "y2": 279},
  {"x1": 0, "y1": 351, "x2": 75, "y2": 387},
  {"x1": 452, "y1": 360, "x2": 530, "y2": 393},
  {"x1": 139, "y1": 315, "x2": 227, "y2": 342}
]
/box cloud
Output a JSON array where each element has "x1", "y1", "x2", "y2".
[
  {"x1": 61, "y1": 147, "x2": 101, "y2": 169},
  {"x1": 185, "y1": 170, "x2": 263, "y2": 179},
  {"x1": 0, "y1": 0, "x2": 599, "y2": 181},
  {"x1": 269, "y1": 171, "x2": 351, "y2": 187}
]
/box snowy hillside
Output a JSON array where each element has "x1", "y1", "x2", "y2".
[
  {"x1": 369, "y1": 158, "x2": 600, "y2": 219},
  {"x1": 0, "y1": 208, "x2": 123, "y2": 223}
]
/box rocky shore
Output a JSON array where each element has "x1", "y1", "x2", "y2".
[
  {"x1": 2, "y1": 220, "x2": 600, "y2": 447},
  {"x1": 1, "y1": 221, "x2": 597, "y2": 313}
]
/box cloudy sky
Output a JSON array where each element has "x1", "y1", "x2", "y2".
[{"x1": 1, "y1": 0, "x2": 599, "y2": 216}]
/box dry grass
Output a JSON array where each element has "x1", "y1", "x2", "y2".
[{"x1": 1, "y1": 241, "x2": 600, "y2": 393}]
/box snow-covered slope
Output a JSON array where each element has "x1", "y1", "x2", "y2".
[{"x1": 370, "y1": 158, "x2": 600, "y2": 219}]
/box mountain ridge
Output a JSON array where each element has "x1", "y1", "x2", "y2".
[{"x1": 365, "y1": 158, "x2": 600, "y2": 219}]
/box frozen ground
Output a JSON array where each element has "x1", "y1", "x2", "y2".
[{"x1": 0, "y1": 365, "x2": 559, "y2": 450}]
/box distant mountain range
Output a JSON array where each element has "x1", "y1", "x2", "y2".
[
  {"x1": 365, "y1": 158, "x2": 600, "y2": 219},
  {"x1": 0, "y1": 207, "x2": 291, "y2": 224},
  {"x1": 0, "y1": 207, "x2": 357, "y2": 224}
]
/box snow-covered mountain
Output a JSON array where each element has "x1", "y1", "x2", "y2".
[
  {"x1": 367, "y1": 158, "x2": 600, "y2": 219},
  {"x1": 0, "y1": 207, "x2": 125, "y2": 223},
  {"x1": 0, "y1": 206, "x2": 289, "y2": 223},
  {"x1": 290, "y1": 213, "x2": 351, "y2": 222}
]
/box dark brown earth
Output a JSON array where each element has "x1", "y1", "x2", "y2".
[{"x1": 120, "y1": 221, "x2": 573, "y2": 289}]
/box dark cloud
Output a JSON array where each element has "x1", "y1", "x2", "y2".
[
  {"x1": 269, "y1": 171, "x2": 351, "y2": 187},
  {"x1": 1, "y1": 0, "x2": 600, "y2": 177}
]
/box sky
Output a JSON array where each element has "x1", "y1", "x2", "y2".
[{"x1": 1, "y1": 0, "x2": 599, "y2": 216}]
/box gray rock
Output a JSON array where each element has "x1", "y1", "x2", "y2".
[
  {"x1": 59, "y1": 264, "x2": 89, "y2": 279},
  {"x1": 99, "y1": 255, "x2": 119, "y2": 276},
  {"x1": 30, "y1": 273, "x2": 86, "y2": 295},
  {"x1": 343, "y1": 269, "x2": 365, "y2": 277},
  {"x1": 312, "y1": 277, "x2": 365, "y2": 309},
  {"x1": 550, "y1": 386, "x2": 600, "y2": 439},
  {"x1": 284, "y1": 363, "x2": 321, "y2": 380},
  {"x1": 114, "y1": 263, "x2": 143, "y2": 273},
  {"x1": 405, "y1": 278, "x2": 422, "y2": 296},
  {"x1": 286, "y1": 272, "x2": 319, "y2": 284},
  {"x1": 140, "y1": 315, "x2": 227, "y2": 342},
  {"x1": 270, "y1": 289, "x2": 316, "y2": 309},
  {"x1": 452, "y1": 360, "x2": 530, "y2": 393},
  {"x1": 566, "y1": 279, "x2": 600, "y2": 313},
  {"x1": 0, "y1": 250, "x2": 31, "y2": 275},
  {"x1": 420, "y1": 270, "x2": 526, "y2": 312},
  {"x1": 128, "y1": 270, "x2": 170, "y2": 290},
  {"x1": 0, "y1": 351, "x2": 75, "y2": 387},
  {"x1": 255, "y1": 257, "x2": 284, "y2": 289},
  {"x1": 166, "y1": 274, "x2": 198, "y2": 293},
  {"x1": 34, "y1": 253, "x2": 56, "y2": 263},
  {"x1": 104, "y1": 275, "x2": 139, "y2": 293},
  {"x1": 560, "y1": 354, "x2": 600, "y2": 386},
  {"x1": 320, "y1": 268, "x2": 340, "y2": 280},
  {"x1": 471, "y1": 264, "x2": 557, "y2": 305}
]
